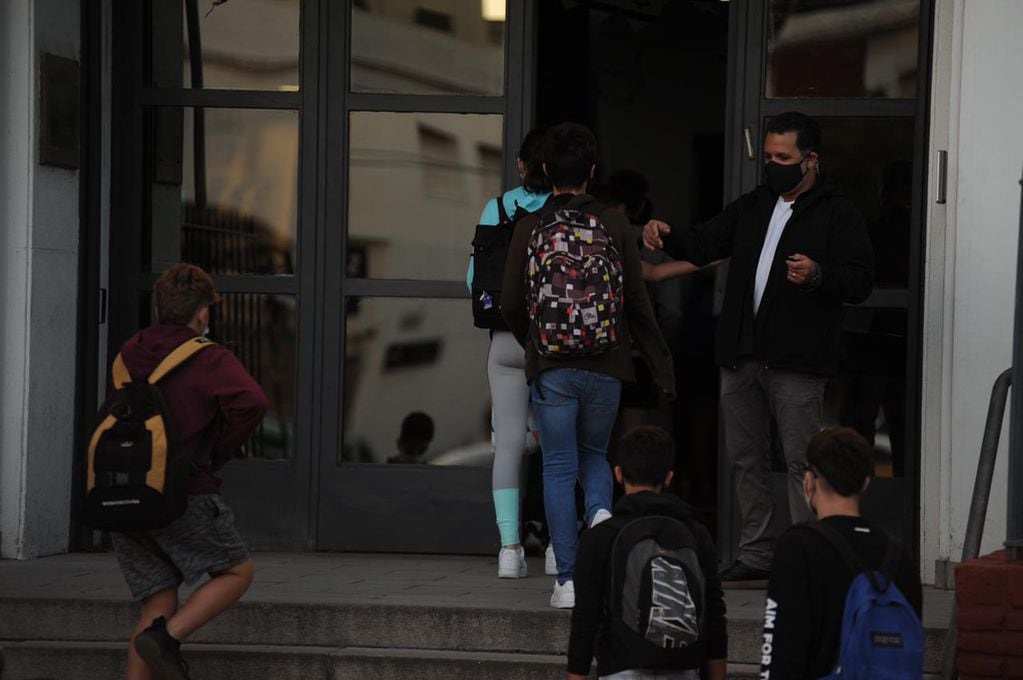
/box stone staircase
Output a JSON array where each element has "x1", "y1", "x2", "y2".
[{"x1": 0, "y1": 553, "x2": 950, "y2": 679}]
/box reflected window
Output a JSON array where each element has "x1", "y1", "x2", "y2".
[
  {"x1": 150, "y1": 0, "x2": 300, "y2": 91},
  {"x1": 351, "y1": 1, "x2": 505, "y2": 95},
  {"x1": 348, "y1": 112, "x2": 503, "y2": 281},
  {"x1": 341, "y1": 298, "x2": 492, "y2": 465},
  {"x1": 137, "y1": 292, "x2": 297, "y2": 461},
  {"x1": 148, "y1": 107, "x2": 299, "y2": 275},
  {"x1": 767, "y1": 0, "x2": 919, "y2": 98}
]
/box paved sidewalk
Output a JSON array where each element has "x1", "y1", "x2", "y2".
[{"x1": 0, "y1": 551, "x2": 953, "y2": 627}]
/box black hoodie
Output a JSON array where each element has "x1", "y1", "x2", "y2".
[
  {"x1": 663, "y1": 179, "x2": 874, "y2": 375},
  {"x1": 568, "y1": 492, "x2": 727, "y2": 677}
]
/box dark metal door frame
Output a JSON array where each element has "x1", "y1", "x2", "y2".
[
  {"x1": 717, "y1": 0, "x2": 935, "y2": 565},
  {"x1": 105, "y1": 0, "x2": 316, "y2": 550},
  {"x1": 315, "y1": 0, "x2": 535, "y2": 552}
]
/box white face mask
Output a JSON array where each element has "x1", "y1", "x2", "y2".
[{"x1": 202, "y1": 326, "x2": 210, "y2": 337}]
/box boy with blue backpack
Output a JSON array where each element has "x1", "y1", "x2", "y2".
[{"x1": 760, "y1": 427, "x2": 924, "y2": 679}]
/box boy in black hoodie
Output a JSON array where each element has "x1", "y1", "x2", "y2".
[{"x1": 568, "y1": 427, "x2": 727, "y2": 680}]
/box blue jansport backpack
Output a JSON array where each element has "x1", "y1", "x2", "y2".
[{"x1": 807, "y1": 522, "x2": 924, "y2": 680}]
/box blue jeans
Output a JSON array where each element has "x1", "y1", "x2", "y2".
[{"x1": 531, "y1": 368, "x2": 622, "y2": 583}]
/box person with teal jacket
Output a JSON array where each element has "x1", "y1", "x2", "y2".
[{"x1": 468, "y1": 128, "x2": 552, "y2": 579}]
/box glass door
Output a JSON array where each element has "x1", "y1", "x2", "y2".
[
  {"x1": 718, "y1": 0, "x2": 932, "y2": 562},
  {"x1": 109, "y1": 0, "x2": 314, "y2": 549},
  {"x1": 316, "y1": 0, "x2": 533, "y2": 553}
]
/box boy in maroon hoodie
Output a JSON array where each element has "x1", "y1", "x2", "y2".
[{"x1": 111, "y1": 264, "x2": 268, "y2": 680}]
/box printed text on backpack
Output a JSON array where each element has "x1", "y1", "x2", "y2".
[{"x1": 525, "y1": 205, "x2": 623, "y2": 357}]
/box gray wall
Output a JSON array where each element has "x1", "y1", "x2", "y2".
[{"x1": 0, "y1": 0, "x2": 81, "y2": 559}]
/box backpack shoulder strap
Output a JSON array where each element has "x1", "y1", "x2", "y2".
[
  {"x1": 495, "y1": 195, "x2": 510, "y2": 224},
  {"x1": 805, "y1": 521, "x2": 891, "y2": 593},
  {"x1": 803, "y1": 521, "x2": 863, "y2": 575},
  {"x1": 148, "y1": 337, "x2": 217, "y2": 385},
  {"x1": 111, "y1": 353, "x2": 132, "y2": 389}
]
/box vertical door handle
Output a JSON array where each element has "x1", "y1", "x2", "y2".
[
  {"x1": 743, "y1": 128, "x2": 755, "y2": 161},
  {"x1": 936, "y1": 150, "x2": 948, "y2": 204}
]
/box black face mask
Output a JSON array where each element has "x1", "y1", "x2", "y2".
[{"x1": 764, "y1": 156, "x2": 807, "y2": 194}]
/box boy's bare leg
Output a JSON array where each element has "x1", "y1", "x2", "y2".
[
  {"x1": 128, "y1": 588, "x2": 179, "y2": 680},
  {"x1": 165, "y1": 559, "x2": 254, "y2": 641}
]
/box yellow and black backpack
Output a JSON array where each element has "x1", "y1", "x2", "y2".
[{"x1": 84, "y1": 336, "x2": 215, "y2": 531}]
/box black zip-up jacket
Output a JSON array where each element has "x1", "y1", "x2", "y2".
[
  {"x1": 663, "y1": 178, "x2": 873, "y2": 375},
  {"x1": 568, "y1": 492, "x2": 727, "y2": 677}
]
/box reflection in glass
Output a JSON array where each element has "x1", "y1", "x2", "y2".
[
  {"x1": 150, "y1": 0, "x2": 300, "y2": 91},
  {"x1": 796, "y1": 117, "x2": 915, "y2": 477},
  {"x1": 137, "y1": 292, "x2": 297, "y2": 460},
  {"x1": 351, "y1": 1, "x2": 505, "y2": 95},
  {"x1": 341, "y1": 298, "x2": 492, "y2": 465},
  {"x1": 348, "y1": 112, "x2": 503, "y2": 281},
  {"x1": 767, "y1": 0, "x2": 919, "y2": 98},
  {"x1": 149, "y1": 107, "x2": 298, "y2": 275},
  {"x1": 212, "y1": 294, "x2": 297, "y2": 461}
]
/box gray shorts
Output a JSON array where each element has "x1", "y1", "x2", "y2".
[{"x1": 111, "y1": 494, "x2": 249, "y2": 601}]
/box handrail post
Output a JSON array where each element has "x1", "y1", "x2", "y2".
[{"x1": 1009, "y1": 163, "x2": 1023, "y2": 563}]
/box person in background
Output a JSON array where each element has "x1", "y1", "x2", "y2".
[
  {"x1": 502, "y1": 123, "x2": 675, "y2": 608},
  {"x1": 643, "y1": 112, "x2": 874, "y2": 587},
  {"x1": 469, "y1": 128, "x2": 554, "y2": 579},
  {"x1": 387, "y1": 411, "x2": 434, "y2": 464},
  {"x1": 111, "y1": 264, "x2": 268, "y2": 680}
]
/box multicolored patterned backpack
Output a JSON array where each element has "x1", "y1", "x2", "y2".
[{"x1": 525, "y1": 204, "x2": 623, "y2": 357}]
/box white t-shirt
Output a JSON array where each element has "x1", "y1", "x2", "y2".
[{"x1": 753, "y1": 196, "x2": 795, "y2": 315}]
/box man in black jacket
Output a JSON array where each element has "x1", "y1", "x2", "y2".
[
  {"x1": 643, "y1": 112, "x2": 874, "y2": 586},
  {"x1": 569, "y1": 426, "x2": 726, "y2": 680}
]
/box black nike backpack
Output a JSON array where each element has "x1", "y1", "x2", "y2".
[{"x1": 607, "y1": 515, "x2": 707, "y2": 657}]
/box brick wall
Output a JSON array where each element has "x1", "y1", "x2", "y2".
[{"x1": 955, "y1": 550, "x2": 1023, "y2": 678}]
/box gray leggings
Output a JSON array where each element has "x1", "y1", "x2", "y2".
[{"x1": 489, "y1": 331, "x2": 529, "y2": 490}]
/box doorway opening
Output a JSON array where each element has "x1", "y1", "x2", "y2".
[{"x1": 535, "y1": 0, "x2": 731, "y2": 535}]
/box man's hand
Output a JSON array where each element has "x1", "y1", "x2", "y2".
[
  {"x1": 642, "y1": 219, "x2": 672, "y2": 250},
  {"x1": 786, "y1": 253, "x2": 817, "y2": 287}
]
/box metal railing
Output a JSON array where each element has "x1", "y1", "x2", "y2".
[{"x1": 942, "y1": 165, "x2": 1023, "y2": 679}]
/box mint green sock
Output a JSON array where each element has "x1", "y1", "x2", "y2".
[{"x1": 493, "y1": 488, "x2": 520, "y2": 547}]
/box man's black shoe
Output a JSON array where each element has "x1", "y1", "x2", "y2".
[
  {"x1": 134, "y1": 616, "x2": 191, "y2": 680},
  {"x1": 720, "y1": 561, "x2": 770, "y2": 589}
]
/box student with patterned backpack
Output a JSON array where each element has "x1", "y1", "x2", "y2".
[
  {"x1": 502, "y1": 123, "x2": 675, "y2": 609},
  {"x1": 89, "y1": 264, "x2": 268, "y2": 680}
]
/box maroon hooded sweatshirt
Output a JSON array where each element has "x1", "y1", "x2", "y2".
[{"x1": 117, "y1": 324, "x2": 269, "y2": 495}]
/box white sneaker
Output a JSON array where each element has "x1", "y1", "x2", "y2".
[
  {"x1": 545, "y1": 545, "x2": 557, "y2": 575},
  {"x1": 550, "y1": 579, "x2": 575, "y2": 609},
  {"x1": 497, "y1": 546, "x2": 527, "y2": 579},
  {"x1": 590, "y1": 509, "x2": 613, "y2": 527}
]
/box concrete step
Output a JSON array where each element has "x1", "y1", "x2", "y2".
[
  {"x1": 0, "y1": 640, "x2": 765, "y2": 680},
  {"x1": 0, "y1": 597, "x2": 947, "y2": 673}
]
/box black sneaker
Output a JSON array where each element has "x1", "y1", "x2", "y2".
[
  {"x1": 719, "y1": 561, "x2": 770, "y2": 589},
  {"x1": 133, "y1": 616, "x2": 191, "y2": 680}
]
